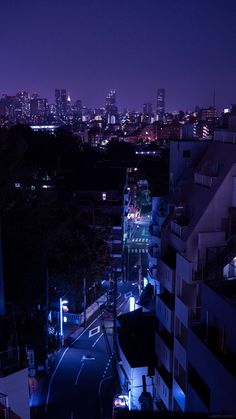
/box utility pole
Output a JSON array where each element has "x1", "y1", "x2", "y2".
[
  {"x1": 45, "y1": 269, "x2": 49, "y2": 358},
  {"x1": 113, "y1": 269, "x2": 117, "y2": 354},
  {"x1": 138, "y1": 253, "x2": 142, "y2": 296},
  {"x1": 112, "y1": 268, "x2": 119, "y2": 393},
  {"x1": 83, "y1": 277, "x2": 87, "y2": 327},
  {"x1": 0, "y1": 222, "x2": 5, "y2": 316}
]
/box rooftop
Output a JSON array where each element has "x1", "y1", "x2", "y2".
[{"x1": 117, "y1": 308, "x2": 155, "y2": 369}]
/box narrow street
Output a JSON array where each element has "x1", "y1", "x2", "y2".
[{"x1": 33, "y1": 281, "x2": 138, "y2": 419}]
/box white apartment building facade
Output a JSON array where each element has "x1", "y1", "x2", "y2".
[{"x1": 150, "y1": 139, "x2": 236, "y2": 413}]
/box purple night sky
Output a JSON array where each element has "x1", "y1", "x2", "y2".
[{"x1": 1, "y1": 0, "x2": 236, "y2": 111}]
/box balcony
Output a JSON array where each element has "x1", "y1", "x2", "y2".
[
  {"x1": 174, "y1": 337, "x2": 187, "y2": 369},
  {"x1": 173, "y1": 378, "x2": 186, "y2": 411},
  {"x1": 156, "y1": 365, "x2": 172, "y2": 410},
  {"x1": 158, "y1": 257, "x2": 175, "y2": 293},
  {"x1": 156, "y1": 329, "x2": 173, "y2": 372},
  {"x1": 176, "y1": 253, "x2": 199, "y2": 284},
  {"x1": 156, "y1": 293, "x2": 174, "y2": 333},
  {"x1": 190, "y1": 323, "x2": 236, "y2": 378},
  {"x1": 170, "y1": 220, "x2": 188, "y2": 238},
  {"x1": 194, "y1": 172, "x2": 217, "y2": 188},
  {"x1": 187, "y1": 364, "x2": 210, "y2": 411},
  {"x1": 175, "y1": 295, "x2": 200, "y2": 328}
]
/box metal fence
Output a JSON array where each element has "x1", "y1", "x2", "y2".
[{"x1": 51, "y1": 310, "x2": 81, "y2": 326}]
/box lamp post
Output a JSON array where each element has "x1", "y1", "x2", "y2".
[{"x1": 59, "y1": 298, "x2": 68, "y2": 346}]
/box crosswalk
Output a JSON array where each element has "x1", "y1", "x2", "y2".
[
  {"x1": 129, "y1": 248, "x2": 148, "y2": 254},
  {"x1": 131, "y1": 238, "x2": 150, "y2": 243}
]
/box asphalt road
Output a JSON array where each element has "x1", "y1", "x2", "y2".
[
  {"x1": 37, "y1": 281, "x2": 138, "y2": 419},
  {"x1": 126, "y1": 219, "x2": 150, "y2": 284}
]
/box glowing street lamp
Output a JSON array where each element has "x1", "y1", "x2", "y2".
[
  {"x1": 59, "y1": 298, "x2": 68, "y2": 345},
  {"x1": 129, "y1": 296, "x2": 135, "y2": 312}
]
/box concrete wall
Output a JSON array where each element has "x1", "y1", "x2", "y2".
[{"x1": 0, "y1": 368, "x2": 30, "y2": 419}]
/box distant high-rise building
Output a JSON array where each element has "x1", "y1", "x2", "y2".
[
  {"x1": 143, "y1": 103, "x2": 153, "y2": 115},
  {"x1": 157, "y1": 88, "x2": 165, "y2": 121},
  {"x1": 105, "y1": 90, "x2": 116, "y2": 110},
  {"x1": 16, "y1": 91, "x2": 31, "y2": 118},
  {"x1": 105, "y1": 90, "x2": 118, "y2": 123},
  {"x1": 143, "y1": 103, "x2": 154, "y2": 124},
  {"x1": 199, "y1": 107, "x2": 217, "y2": 121},
  {"x1": 55, "y1": 89, "x2": 68, "y2": 118},
  {"x1": 30, "y1": 98, "x2": 48, "y2": 117}
]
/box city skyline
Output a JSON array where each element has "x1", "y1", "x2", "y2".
[
  {"x1": 1, "y1": 0, "x2": 236, "y2": 111},
  {"x1": 0, "y1": 87, "x2": 232, "y2": 114}
]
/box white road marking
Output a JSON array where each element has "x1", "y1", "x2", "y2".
[
  {"x1": 117, "y1": 300, "x2": 127, "y2": 310},
  {"x1": 45, "y1": 312, "x2": 103, "y2": 413},
  {"x1": 89, "y1": 325, "x2": 100, "y2": 338},
  {"x1": 75, "y1": 362, "x2": 85, "y2": 385},
  {"x1": 82, "y1": 355, "x2": 95, "y2": 361},
  {"x1": 92, "y1": 333, "x2": 104, "y2": 348}
]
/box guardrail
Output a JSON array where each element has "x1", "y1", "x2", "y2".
[
  {"x1": 52, "y1": 293, "x2": 108, "y2": 328},
  {"x1": 80, "y1": 294, "x2": 108, "y2": 324}
]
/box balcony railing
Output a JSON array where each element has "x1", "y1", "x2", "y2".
[
  {"x1": 175, "y1": 297, "x2": 201, "y2": 328},
  {"x1": 156, "y1": 330, "x2": 174, "y2": 373},
  {"x1": 191, "y1": 323, "x2": 236, "y2": 377},
  {"x1": 194, "y1": 172, "x2": 217, "y2": 188},
  {"x1": 170, "y1": 221, "x2": 187, "y2": 237},
  {"x1": 158, "y1": 257, "x2": 175, "y2": 293},
  {"x1": 176, "y1": 253, "x2": 199, "y2": 283},
  {"x1": 156, "y1": 293, "x2": 175, "y2": 333},
  {"x1": 156, "y1": 365, "x2": 172, "y2": 410}
]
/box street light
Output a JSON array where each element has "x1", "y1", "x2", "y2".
[{"x1": 59, "y1": 298, "x2": 68, "y2": 346}]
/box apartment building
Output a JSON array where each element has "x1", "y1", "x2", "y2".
[{"x1": 150, "y1": 139, "x2": 236, "y2": 413}]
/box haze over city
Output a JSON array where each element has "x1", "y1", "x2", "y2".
[{"x1": 1, "y1": 0, "x2": 236, "y2": 111}]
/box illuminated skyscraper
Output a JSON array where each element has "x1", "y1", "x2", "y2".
[
  {"x1": 30, "y1": 98, "x2": 48, "y2": 117},
  {"x1": 156, "y1": 88, "x2": 165, "y2": 121},
  {"x1": 16, "y1": 91, "x2": 31, "y2": 118},
  {"x1": 55, "y1": 89, "x2": 68, "y2": 118},
  {"x1": 105, "y1": 90, "x2": 118, "y2": 123},
  {"x1": 105, "y1": 89, "x2": 116, "y2": 111}
]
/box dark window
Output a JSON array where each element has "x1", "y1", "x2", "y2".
[
  {"x1": 188, "y1": 363, "x2": 210, "y2": 407},
  {"x1": 183, "y1": 150, "x2": 191, "y2": 158}
]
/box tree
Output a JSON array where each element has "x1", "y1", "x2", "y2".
[{"x1": 47, "y1": 216, "x2": 112, "y2": 311}]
